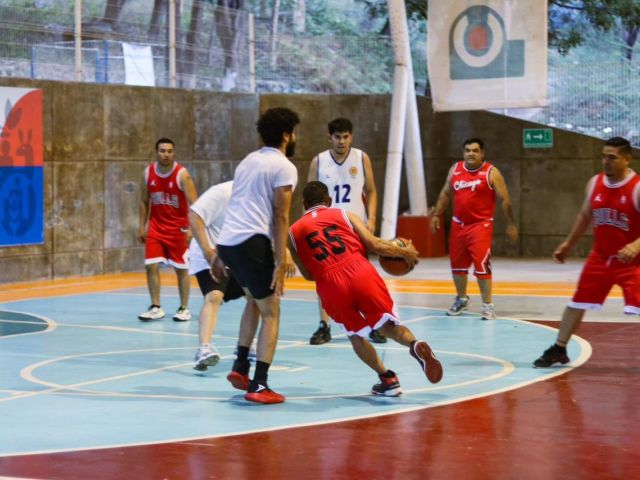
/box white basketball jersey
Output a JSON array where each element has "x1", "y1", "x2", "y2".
[{"x1": 317, "y1": 147, "x2": 367, "y2": 221}]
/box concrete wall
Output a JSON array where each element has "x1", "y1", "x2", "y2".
[{"x1": 0, "y1": 79, "x2": 636, "y2": 283}]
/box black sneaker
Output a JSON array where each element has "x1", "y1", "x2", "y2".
[
  {"x1": 368, "y1": 329, "x2": 387, "y2": 344},
  {"x1": 371, "y1": 371, "x2": 402, "y2": 397},
  {"x1": 533, "y1": 344, "x2": 570, "y2": 368},
  {"x1": 310, "y1": 323, "x2": 331, "y2": 345}
]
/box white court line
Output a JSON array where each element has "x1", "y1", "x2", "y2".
[
  {"x1": 15, "y1": 342, "x2": 514, "y2": 401},
  {"x1": 0, "y1": 304, "x2": 594, "y2": 458},
  {"x1": 0, "y1": 340, "x2": 591, "y2": 459},
  {"x1": 0, "y1": 309, "x2": 57, "y2": 340}
]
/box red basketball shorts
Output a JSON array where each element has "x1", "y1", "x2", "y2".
[
  {"x1": 145, "y1": 233, "x2": 189, "y2": 269},
  {"x1": 316, "y1": 258, "x2": 399, "y2": 337},
  {"x1": 570, "y1": 252, "x2": 640, "y2": 314},
  {"x1": 449, "y1": 220, "x2": 493, "y2": 279}
]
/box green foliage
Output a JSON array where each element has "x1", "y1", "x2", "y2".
[
  {"x1": 548, "y1": 1, "x2": 640, "y2": 53},
  {"x1": 257, "y1": 32, "x2": 393, "y2": 92}
]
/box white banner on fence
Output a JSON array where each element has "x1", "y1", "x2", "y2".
[
  {"x1": 122, "y1": 43, "x2": 155, "y2": 87},
  {"x1": 427, "y1": 0, "x2": 547, "y2": 111}
]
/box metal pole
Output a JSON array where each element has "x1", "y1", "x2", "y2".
[
  {"x1": 381, "y1": 65, "x2": 409, "y2": 240},
  {"x1": 169, "y1": 0, "x2": 177, "y2": 87},
  {"x1": 389, "y1": 0, "x2": 427, "y2": 215},
  {"x1": 248, "y1": 13, "x2": 256, "y2": 93},
  {"x1": 102, "y1": 40, "x2": 109, "y2": 83},
  {"x1": 74, "y1": 0, "x2": 82, "y2": 81},
  {"x1": 30, "y1": 46, "x2": 36, "y2": 79},
  {"x1": 404, "y1": 67, "x2": 428, "y2": 214},
  {"x1": 381, "y1": 0, "x2": 414, "y2": 239}
]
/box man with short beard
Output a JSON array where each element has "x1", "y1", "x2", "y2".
[
  {"x1": 534, "y1": 137, "x2": 640, "y2": 367},
  {"x1": 430, "y1": 138, "x2": 518, "y2": 320},
  {"x1": 214, "y1": 107, "x2": 299, "y2": 404}
]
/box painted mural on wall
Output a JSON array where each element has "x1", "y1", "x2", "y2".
[{"x1": 0, "y1": 87, "x2": 43, "y2": 247}]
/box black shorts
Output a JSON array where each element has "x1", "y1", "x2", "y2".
[
  {"x1": 194, "y1": 269, "x2": 245, "y2": 302},
  {"x1": 217, "y1": 234, "x2": 275, "y2": 300}
]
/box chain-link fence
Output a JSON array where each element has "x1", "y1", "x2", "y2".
[
  {"x1": 0, "y1": 0, "x2": 419, "y2": 93},
  {"x1": 502, "y1": 58, "x2": 640, "y2": 146},
  {"x1": 0, "y1": 1, "x2": 637, "y2": 145},
  {"x1": 0, "y1": 0, "x2": 252, "y2": 89}
]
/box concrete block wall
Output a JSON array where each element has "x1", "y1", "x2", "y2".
[{"x1": 0, "y1": 79, "x2": 635, "y2": 283}]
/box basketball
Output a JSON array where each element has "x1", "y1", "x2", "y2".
[{"x1": 379, "y1": 238, "x2": 414, "y2": 276}]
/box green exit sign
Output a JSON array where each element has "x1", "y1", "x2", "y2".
[{"x1": 523, "y1": 128, "x2": 553, "y2": 148}]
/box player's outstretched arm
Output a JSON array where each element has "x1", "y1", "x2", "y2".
[
  {"x1": 347, "y1": 212, "x2": 418, "y2": 266},
  {"x1": 430, "y1": 165, "x2": 455, "y2": 234},
  {"x1": 307, "y1": 155, "x2": 319, "y2": 183},
  {"x1": 553, "y1": 177, "x2": 595, "y2": 263},
  {"x1": 362, "y1": 152, "x2": 378, "y2": 233},
  {"x1": 138, "y1": 169, "x2": 150, "y2": 243},
  {"x1": 272, "y1": 185, "x2": 294, "y2": 296},
  {"x1": 490, "y1": 167, "x2": 518, "y2": 244},
  {"x1": 286, "y1": 236, "x2": 314, "y2": 281},
  {"x1": 618, "y1": 186, "x2": 640, "y2": 263},
  {"x1": 189, "y1": 210, "x2": 215, "y2": 264}
]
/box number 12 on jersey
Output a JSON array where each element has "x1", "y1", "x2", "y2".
[{"x1": 333, "y1": 184, "x2": 351, "y2": 204}]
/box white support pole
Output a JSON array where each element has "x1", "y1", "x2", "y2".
[
  {"x1": 389, "y1": 0, "x2": 427, "y2": 215},
  {"x1": 381, "y1": 65, "x2": 409, "y2": 239},
  {"x1": 404, "y1": 68, "x2": 428, "y2": 214},
  {"x1": 168, "y1": 0, "x2": 177, "y2": 88},
  {"x1": 248, "y1": 13, "x2": 256, "y2": 93},
  {"x1": 381, "y1": 0, "x2": 413, "y2": 240},
  {"x1": 74, "y1": 0, "x2": 82, "y2": 81}
]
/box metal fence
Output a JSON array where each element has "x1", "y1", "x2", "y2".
[
  {"x1": 501, "y1": 57, "x2": 640, "y2": 146},
  {"x1": 0, "y1": 0, "x2": 253, "y2": 90},
  {"x1": 0, "y1": 1, "x2": 637, "y2": 145},
  {"x1": 0, "y1": 0, "x2": 422, "y2": 93}
]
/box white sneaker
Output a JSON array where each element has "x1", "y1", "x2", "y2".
[
  {"x1": 481, "y1": 303, "x2": 496, "y2": 320},
  {"x1": 173, "y1": 306, "x2": 192, "y2": 322},
  {"x1": 446, "y1": 296, "x2": 470, "y2": 316},
  {"x1": 193, "y1": 345, "x2": 220, "y2": 371},
  {"x1": 138, "y1": 305, "x2": 165, "y2": 321}
]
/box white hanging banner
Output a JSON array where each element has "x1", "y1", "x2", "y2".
[
  {"x1": 122, "y1": 42, "x2": 156, "y2": 87},
  {"x1": 427, "y1": 0, "x2": 547, "y2": 111}
]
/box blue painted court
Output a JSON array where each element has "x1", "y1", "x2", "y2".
[{"x1": 0, "y1": 289, "x2": 589, "y2": 457}]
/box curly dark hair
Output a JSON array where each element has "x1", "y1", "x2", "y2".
[{"x1": 256, "y1": 108, "x2": 300, "y2": 148}]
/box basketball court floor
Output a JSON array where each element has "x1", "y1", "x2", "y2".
[{"x1": 0, "y1": 258, "x2": 637, "y2": 479}]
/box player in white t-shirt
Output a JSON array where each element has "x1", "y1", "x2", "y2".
[
  {"x1": 188, "y1": 181, "x2": 258, "y2": 372},
  {"x1": 215, "y1": 107, "x2": 299, "y2": 404},
  {"x1": 306, "y1": 117, "x2": 383, "y2": 345}
]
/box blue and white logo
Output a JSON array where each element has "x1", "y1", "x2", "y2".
[{"x1": 0, "y1": 167, "x2": 43, "y2": 246}]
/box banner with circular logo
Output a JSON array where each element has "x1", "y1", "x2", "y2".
[
  {"x1": 428, "y1": 0, "x2": 548, "y2": 111},
  {"x1": 0, "y1": 87, "x2": 44, "y2": 246}
]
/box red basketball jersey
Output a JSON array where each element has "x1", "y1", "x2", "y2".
[
  {"x1": 146, "y1": 162, "x2": 190, "y2": 237},
  {"x1": 590, "y1": 171, "x2": 640, "y2": 263},
  {"x1": 450, "y1": 161, "x2": 496, "y2": 224},
  {"x1": 289, "y1": 206, "x2": 367, "y2": 279}
]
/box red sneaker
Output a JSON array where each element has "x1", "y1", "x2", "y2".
[
  {"x1": 411, "y1": 340, "x2": 443, "y2": 384},
  {"x1": 227, "y1": 371, "x2": 250, "y2": 391},
  {"x1": 244, "y1": 384, "x2": 285, "y2": 404},
  {"x1": 371, "y1": 372, "x2": 402, "y2": 397}
]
